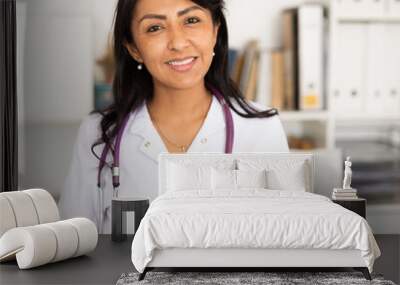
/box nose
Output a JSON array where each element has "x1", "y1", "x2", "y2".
[{"x1": 167, "y1": 24, "x2": 190, "y2": 52}]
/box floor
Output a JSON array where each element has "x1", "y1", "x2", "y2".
[
  {"x1": 373, "y1": 235, "x2": 400, "y2": 284},
  {"x1": 0, "y1": 235, "x2": 398, "y2": 284}
]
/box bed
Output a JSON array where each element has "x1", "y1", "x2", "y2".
[{"x1": 131, "y1": 153, "x2": 381, "y2": 281}]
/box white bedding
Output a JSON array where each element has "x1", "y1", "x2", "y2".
[{"x1": 131, "y1": 190, "x2": 380, "y2": 273}]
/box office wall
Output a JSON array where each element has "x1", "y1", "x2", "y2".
[
  {"x1": 22, "y1": 0, "x2": 93, "y2": 124},
  {"x1": 18, "y1": 0, "x2": 117, "y2": 198},
  {"x1": 18, "y1": 0, "x2": 306, "y2": 200},
  {"x1": 17, "y1": 1, "x2": 398, "y2": 235}
]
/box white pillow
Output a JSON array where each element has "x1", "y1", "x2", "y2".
[
  {"x1": 267, "y1": 166, "x2": 307, "y2": 191},
  {"x1": 237, "y1": 159, "x2": 309, "y2": 191},
  {"x1": 236, "y1": 169, "x2": 268, "y2": 189},
  {"x1": 211, "y1": 168, "x2": 236, "y2": 190},
  {"x1": 167, "y1": 162, "x2": 211, "y2": 191}
]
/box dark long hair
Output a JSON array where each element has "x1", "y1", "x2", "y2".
[{"x1": 91, "y1": 0, "x2": 278, "y2": 155}]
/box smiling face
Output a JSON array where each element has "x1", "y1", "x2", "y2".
[{"x1": 125, "y1": 0, "x2": 219, "y2": 91}]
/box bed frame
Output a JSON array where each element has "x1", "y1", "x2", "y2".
[
  {"x1": 138, "y1": 248, "x2": 371, "y2": 280},
  {"x1": 137, "y1": 153, "x2": 372, "y2": 281}
]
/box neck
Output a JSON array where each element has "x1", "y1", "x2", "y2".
[{"x1": 148, "y1": 81, "x2": 212, "y2": 123}]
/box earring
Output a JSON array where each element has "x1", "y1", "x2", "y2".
[
  {"x1": 212, "y1": 52, "x2": 215, "y2": 57},
  {"x1": 137, "y1": 63, "x2": 143, "y2": 70}
]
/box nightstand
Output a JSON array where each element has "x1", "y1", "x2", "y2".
[
  {"x1": 111, "y1": 197, "x2": 150, "y2": 242},
  {"x1": 332, "y1": 198, "x2": 366, "y2": 218}
]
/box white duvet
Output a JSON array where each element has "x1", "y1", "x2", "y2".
[{"x1": 131, "y1": 190, "x2": 380, "y2": 273}]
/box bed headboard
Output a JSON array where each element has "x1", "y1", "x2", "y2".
[{"x1": 158, "y1": 152, "x2": 314, "y2": 194}]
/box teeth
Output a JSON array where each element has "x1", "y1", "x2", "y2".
[{"x1": 169, "y1": 57, "x2": 195, "y2": 66}]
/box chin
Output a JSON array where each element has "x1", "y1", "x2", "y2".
[{"x1": 165, "y1": 76, "x2": 205, "y2": 90}]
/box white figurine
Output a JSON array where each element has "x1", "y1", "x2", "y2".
[{"x1": 342, "y1": 156, "x2": 353, "y2": 190}]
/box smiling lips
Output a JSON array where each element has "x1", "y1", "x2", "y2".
[{"x1": 166, "y1": 56, "x2": 198, "y2": 72}]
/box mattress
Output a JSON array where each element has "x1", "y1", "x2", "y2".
[{"x1": 131, "y1": 190, "x2": 381, "y2": 273}]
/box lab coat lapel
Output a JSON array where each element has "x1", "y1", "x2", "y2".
[
  {"x1": 188, "y1": 96, "x2": 226, "y2": 152},
  {"x1": 128, "y1": 104, "x2": 167, "y2": 163}
]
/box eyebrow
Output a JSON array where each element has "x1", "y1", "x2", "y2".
[{"x1": 138, "y1": 5, "x2": 204, "y2": 24}]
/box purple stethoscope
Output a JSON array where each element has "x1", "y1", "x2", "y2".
[
  {"x1": 95, "y1": 86, "x2": 234, "y2": 232},
  {"x1": 95, "y1": 86, "x2": 234, "y2": 212}
]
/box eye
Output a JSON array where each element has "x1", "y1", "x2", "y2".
[
  {"x1": 185, "y1": 17, "x2": 200, "y2": 25},
  {"x1": 147, "y1": 25, "x2": 162, "y2": 33}
]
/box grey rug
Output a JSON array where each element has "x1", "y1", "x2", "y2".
[{"x1": 116, "y1": 272, "x2": 396, "y2": 285}]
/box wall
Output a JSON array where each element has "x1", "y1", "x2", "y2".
[
  {"x1": 93, "y1": 0, "x2": 118, "y2": 59},
  {"x1": 19, "y1": 0, "x2": 308, "y2": 199},
  {"x1": 18, "y1": 1, "x2": 395, "y2": 236},
  {"x1": 21, "y1": 0, "x2": 93, "y2": 124},
  {"x1": 18, "y1": 0, "x2": 305, "y2": 123},
  {"x1": 18, "y1": 0, "x2": 338, "y2": 201},
  {"x1": 17, "y1": 0, "x2": 117, "y2": 199},
  {"x1": 17, "y1": 1, "x2": 27, "y2": 176}
]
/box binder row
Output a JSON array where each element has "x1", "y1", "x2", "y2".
[
  {"x1": 229, "y1": 1, "x2": 400, "y2": 116},
  {"x1": 330, "y1": 1, "x2": 400, "y2": 116}
]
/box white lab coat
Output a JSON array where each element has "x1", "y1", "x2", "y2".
[{"x1": 58, "y1": 96, "x2": 289, "y2": 233}]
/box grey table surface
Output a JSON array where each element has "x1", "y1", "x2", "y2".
[
  {"x1": 0, "y1": 235, "x2": 134, "y2": 285},
  {"x1": 1, "y1": 235, "x2": 399, "y2": 285}
]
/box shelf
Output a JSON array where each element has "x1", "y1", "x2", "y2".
[
  {"x1": 279, "y1": 111, "x2": 330, "y2": 122},
  {"x1": 334, "y1": 114, "x2": 400, "y2": 124},
  {"x1": 337, "y1": 17, "x2": 400, "y2": 23},
  {"x1": 289, "y1": 147, "x2": 331, "y2": 153}
]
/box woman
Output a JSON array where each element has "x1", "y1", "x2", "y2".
[{"x1": 58, "y1": 0, "x2": 289, "y2": 233}]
